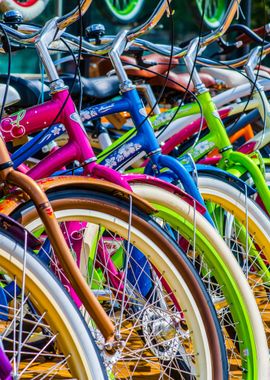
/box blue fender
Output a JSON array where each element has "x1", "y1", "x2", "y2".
[{"x1": 196, "y1": 164, "x2": 256, "y2": 196}]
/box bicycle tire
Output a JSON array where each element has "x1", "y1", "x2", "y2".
[
  {"x1": 130, "y1": 181, "x2": 269, "y2": 379},
  {"x1": 197, "y1": 174, "x2": 270, "y2": 356},
  {"x1": 0, "y1": 227, "x2": 108, "y2": 379},
  {"x1": 11, "y1": 186, "x2": 228, "y2": 379}
]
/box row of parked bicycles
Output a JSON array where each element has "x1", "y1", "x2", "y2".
[{"x1": 0, "y1": 0, "x2": 269, "y2": 378}]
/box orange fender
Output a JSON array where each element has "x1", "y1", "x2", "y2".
[{"x1": 0, "y1": 176, "x2": 155, "y2": 216}]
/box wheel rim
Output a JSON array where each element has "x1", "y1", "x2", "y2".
[
  {"x1": 105, "y1": 0, "x2": 142, "y2": 17},
  {"x1": 196, "y1": 0, "x2": 227, "y2": 28},
  {"x1": 0, "y1": 249, "x2": 91, "y2": 378},
  {"x1": 198, "y1": 177, "x2": 270, "y2": 378},
  {"x1": 22, "y1": 199, "x2": 219, "y2": 379},
  {"x1": 35, "y1": 215, "x2": 203, "y2": 378},
  {"x1": 131, "y1": 183, "x2": 262, "y2": 377}
]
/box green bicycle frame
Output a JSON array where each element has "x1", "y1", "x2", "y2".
[
  {"x1": 98, "y1": 88, "x2": 270, "y2": 214},
  {"x1": 180, "y1": 90, "x2": 270, "y2": 215}
]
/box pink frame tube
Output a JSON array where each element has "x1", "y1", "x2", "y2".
[
  {"x1": 0, "y1": 90, "x2": 131, "y2": 190},
  {"x1": 0, "y1": 88, "x2": 208, "y2": 310}
]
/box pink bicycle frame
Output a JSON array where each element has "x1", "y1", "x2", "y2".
[
  {"x1": 0, "y1": 87, "x2": 205, "y2": 308},
  {"x1": 0, "y1": 90, "x2": 134, "y2": 306},
  {"x1": 0, "y1": 90, "x2": 131, "y2": 190}
]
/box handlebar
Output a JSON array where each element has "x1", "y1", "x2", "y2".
[
  {"x1": 196, "y1": 42, "x2": 270, "y2": 68},
  {"x1": 1, "y1": 0, "x2": 240, "y2": 58},
  {"x1": 0, "y1": 0, "x2": 172, "y2": 49},
  {"x1": 208, "y1": 23, "x2": 269, "y2": 57},
  {"x1": 59, "y1": 0, "x2": 240, "y2": 57},
  {"x1": 57, "y1": 0, "x2": 92, "y2": 30},
  {"x1": 235, "y1": 24, "x2": 270, "y2": 45},
  {"x1": 195, "y1": 23, "x2": 270, "y2": 68},
  {"x1": 0, "y1": 0, "x2": 93, "y2": 44},
  {"x1": 1, "y1": 0, "x2": 253, "y2": 72}
]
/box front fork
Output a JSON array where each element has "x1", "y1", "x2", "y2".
[
  {"x1": 220, "y1": 148, "x2": 270, "y2": 216},
  {"x1": 194, "y1": 86, "x2": 270, "y2": 215},
  {"x1": 145, "y1": 153, "x2": 215, "y2": 227}
]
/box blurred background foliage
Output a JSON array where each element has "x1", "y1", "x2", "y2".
[{"x1": 252, "y1": 1, "x2": 270, "y2": 27}]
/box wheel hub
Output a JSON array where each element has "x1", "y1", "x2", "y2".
[{"x1": 142, "y1": 307, "x2": 185, "y2": 361}]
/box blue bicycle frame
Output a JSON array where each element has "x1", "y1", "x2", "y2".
[
  {"x1": 81, "y1": 88, "x2": 214, "y2": 225},
  {"x1": 11, "y1": 87, "x2": 214, "y2": 225}
]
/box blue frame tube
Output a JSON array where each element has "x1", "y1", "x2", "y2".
[{"x1": 11, "y1": 88, "x2": 214, "y2": 223}]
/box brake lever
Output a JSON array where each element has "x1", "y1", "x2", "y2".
[
  {"x1": 218, "y1": 36, "x2": 243, "y2": 53},
  {"x1": 0, "y1": 35, "x2": 26, "y2": 53},
  {"x1": 210, "y1": 36, "x2": 242, "y2": 58}
]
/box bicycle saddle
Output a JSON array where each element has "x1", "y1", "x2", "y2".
[
  {"x1": 200, "y1": 67, "x2": 270, "y2": 88},
  {"x1": 0, "y1": 82, "x2": 20, "y2": 108},
  {"x1": 61, "y1": 75, "x2": 120, "y2": 102},
  {"x1": 97, "y1": 54, "x2": 179, "y2": 78},
  {"x1": 0, "y1": 75, "x2": 51, "y2": 108},
  {"x1": 148, "y1": 71, "x2": 216, "y2": 92},
  {"x1": 0, "y1": 74, "x2": 120, "y2": 107}
]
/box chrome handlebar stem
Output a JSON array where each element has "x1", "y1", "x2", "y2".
[
  {"x1": 184, "y1": 38, "x2": 206, "y2": 92},
  {"x1": 35, "y1": 18, "x2": 64, "y2": 83},
  {"x1": 108, "y1": 30, "x2": 133, "y2": 90},
  {"x1": 244, "y1": 46, "x2": 265, "y2": 83},
  {"x1": 1, "y1": 0, "x2": 249, "y2": 76},
  {"x1": 1, "y1": 0, "x2": 240, "y2": 58}
]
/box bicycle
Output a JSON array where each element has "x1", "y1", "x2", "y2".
[
  {"x1": 0, "y1": 215, "x2": 108, "y2": 379},
  {"x1": 0, "y1": 1, "x2": 243, "y2": 378},
  {"x1": 1, "y1": 0, "x2": 270, "y2": 378}
]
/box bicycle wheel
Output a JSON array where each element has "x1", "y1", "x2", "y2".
[
  {"x1": 11, "y1": 186, "x2": 227, "y2": 379},
  {"x1": 193, "y1": 0, "x2": 228, "y2": 28},
  {"x1": 236, "y1": 164, "x2": 270, "y2": 215},
  {"x1": 130, "y1": 181, "x2": 269, "y2": 378},
  {"x1": 0, "y1": 227, "x2": 107, "y2": 379},
  {"x1": 197, "y1": 175, "x2": 270, "y2": 347}
]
